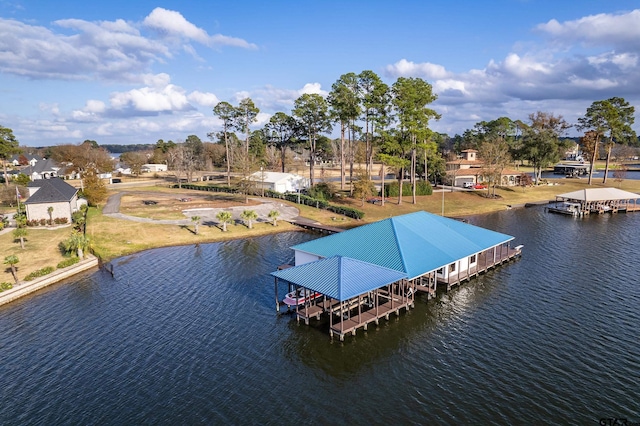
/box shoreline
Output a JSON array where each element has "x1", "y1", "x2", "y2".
[{"x1": 0, "y1": 255, "x2": 99, "y2": 307}]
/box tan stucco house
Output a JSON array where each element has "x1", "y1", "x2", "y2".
[
  {"x1": 446, "y1": 149, "x2": 522, "y2": 187},
  {"x1": 24, "y1": 178, "x2": 82, "y2": 223}
]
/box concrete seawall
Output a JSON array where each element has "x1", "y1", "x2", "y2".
[{"x1": 0, "y1": 256, "x2": 99, "y2": 307}]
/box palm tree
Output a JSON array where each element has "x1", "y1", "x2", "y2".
[
  {"x1": 240, "y1": 210, "x2": 258, "y2": 229},
  {"x1": 191, "y1": 216, "x2": 201, "y2": 235},
  {"x1": 13, "y1": 227, "x2": 27, "y2": 249},
  {"x1": 216, "y1": 211, "x2": 233, "y2": 232},
  {"x1": 47, "y1": 206, "x2": 54, "y2": 225},
  {"x1": 4, "y1": 255, "x2": 19, "y2": 284},
  {"x1": 62, "y1": 231, "x2": 90, "y2": 259},
  {"x1": 268, "y1": 210, "x2": 280, "y2": 226}
]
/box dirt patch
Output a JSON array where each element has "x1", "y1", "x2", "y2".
[{"x1": 119, "y1": 192, "x2": 262, "y2": 220}]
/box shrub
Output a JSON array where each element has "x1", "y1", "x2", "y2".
[
  {"x1": 326, "y1": 205, "x2": 365, "y2": 220},
  {"x1": 39, "y1": 218, "x2": 47, "y2": 226},
  {"x1": 307, "y1": 182, "x2": 336, "y2": 201},
  {"x1": 0, "y1": 282, "x2": 13, "y2": 291},
  {"x1": 384, "y1": 181, "x2": 433, "y2": 197},
  {"x1": 24, "y1": 266, "x2": 55, "y2": 281},
  {"x1": 54, "y1": 217, "x2": 68, "y2": 224},
  {"x1": 57, "y1": 257, "x2": 80, "y2": 269}
]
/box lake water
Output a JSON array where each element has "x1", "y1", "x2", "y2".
[{"x1": 1, "y1": 208, "x2": 639, "y2": 425}]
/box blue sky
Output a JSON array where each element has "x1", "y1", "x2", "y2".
[{"x1": 2, "y1": 0, "x2": 640, "y2": 146}]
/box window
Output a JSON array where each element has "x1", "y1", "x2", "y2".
[
  {"x1": 437, "y1": 268, "x2": 444, "y2": 275},
  {"x1": 470, "y1": 254, "x2": 476, "y2": 264},
  {"x1": 449, "y1": 263, "x2": 456, "y2": 273}
]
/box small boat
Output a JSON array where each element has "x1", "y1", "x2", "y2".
[{"x1": 283, "y1": 288, "x2": 322, "y2": 306}]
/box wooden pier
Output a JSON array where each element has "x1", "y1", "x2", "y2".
[
  {"x1": 292, "y1": 280, "x2": 415, "y2": 341},
  {"x1": 286, "y1": 218, "x2": 344, "y2": 234},
  {"x1": 442, "y1": 244, "x2": 523, "y2": 291}
]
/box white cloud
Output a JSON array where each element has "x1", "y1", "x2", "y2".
[
  {"x1": 187, "y1": 91, "x2": 220, "y2": 107},
  {"x1": 385, "y1": 59, "x2": 451, "y2": 80},
  {"x1": 0, "y1": 8, "x2": 255, "y2": 82},
  {"x1": 109, "y1": 84, "x2": 192, "y2": 112},
  {"x1": 143, "y1": 7, "x2": 257, "y2": 49},
  {"x1": 536, "y1": 9, "x2": 640, "y2": 50}
]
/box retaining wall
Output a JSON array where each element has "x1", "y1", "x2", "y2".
[{"x1": 0, "y1": 256, "x2": 99, "y2": 307}]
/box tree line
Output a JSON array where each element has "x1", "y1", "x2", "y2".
[{"x1": 1, "y1": 71, "x2": 637, "y2": 207}]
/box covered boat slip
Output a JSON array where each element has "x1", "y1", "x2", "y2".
[
  {"x1": 550, "y1": 188, "x2": 640, "y2": 216},
  {"x1": 271, "y1": 256, "x2": 410, "y2": 341},
  {"x1": 271, "y1": 211, "x2": 523, "y2": 340}
]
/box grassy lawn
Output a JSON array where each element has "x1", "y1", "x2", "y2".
[
  {"x1": 0, "y1": 226, "x2": 72, "y2": 284},
  {"x1": 86, "y1": 206, "x2": 297, "y2": 261}
]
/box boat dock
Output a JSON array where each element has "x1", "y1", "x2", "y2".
[
  {"x1": 547, "y1": 188, "x2": 640, "y2": 217},
  {"x1": 271, "y1": 212, "x2": 523, "y2": 341},
  {"x1": 274, "y1": 243, "x2": 523, "y2": 341}
]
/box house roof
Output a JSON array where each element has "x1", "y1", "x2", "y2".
[
  {"x1": 271, "y1": 256, "x2": 407, "y2": 301},
  {"x1": 24, "y1": 178, "x2": 78, "y2": 204},
  {"x1": 291, "y1": 211, "x2": 514, "y2": 279},
  {"x1": 10, "y1": 154, "x2": 43, "y2": 163},
  {"x1": 557, "y1": 188, "x2": 640, "y2": 202},
  {"x1": 20, "y1": 158, "x2": 59, "y2": 175}
]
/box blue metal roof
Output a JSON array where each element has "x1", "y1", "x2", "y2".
[
  {"x1": 271, "y1": 256, "x2": 406, "y2": 301},
  {"x1": 291, "y1": 211, "x2": 514, "y2": 279}
]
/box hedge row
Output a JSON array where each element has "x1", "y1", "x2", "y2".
[
  {"x1": 173, "y1": 184, "x2": 365, "y2": 220},
  {"x1": 0, "y1": 282, "x2": 13, "y2": 292},
  {"x1": 57, "y1": 257, "x2": 80, "y2": 269},
  {"x1": 326, "y1": 205, "x2": 365, "y2": 220},
  {"x1": 24, "y1": 266, "x2": 55, "y2": 281},
  {"x1": 383, "y1": 181, "x2": 433, "y2": 197}
]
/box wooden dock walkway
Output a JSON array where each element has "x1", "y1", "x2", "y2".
[
  {"x1": 286, "y1": 218, "x2": 344, "y2": 234},
  {"x1": 442, "y1": 245, "x2": 523, "y2": 290}
]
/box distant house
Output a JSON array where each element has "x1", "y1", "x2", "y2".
[
  {"x1": 446, "y1": 149, "x2": 522, "y2": 187},
  {"x1": 20, "y1": 158, "x2": 61, "y2": 180},
  {"x1": 24, "y1": 178, "x2": 83, "y2": 223},
  {"x1": 10, "y1": 154, "x2": 43, "y2": 167},
  {"x1": 249, "y1": 171, "x2": 310, "y2": 193},
  {"x1": 141, "y1": 163, "x2": 167, "y2": 173}
]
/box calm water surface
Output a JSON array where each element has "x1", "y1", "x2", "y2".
[{"x1": 1, "y1": 208, "x2": 639, "y2": 425}]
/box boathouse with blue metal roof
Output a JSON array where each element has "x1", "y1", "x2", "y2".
[{"x1": 271, "y1": 211, "x2": 522, "y2": 340}]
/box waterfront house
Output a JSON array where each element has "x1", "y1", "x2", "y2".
[
  {"x1": 446, "y1": 149, "x2": 522, "y2": 187},
  {"x1": 24, "y1": 178, "x2": 83, "y2": 223}
]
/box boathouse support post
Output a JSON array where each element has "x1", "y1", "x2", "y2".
[{"x1": 274, "y1": 277, "x2": 279, "y2": 312}]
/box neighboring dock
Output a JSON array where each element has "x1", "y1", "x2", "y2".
[{"x1": 546, "y1": 188, "x2": 640, "y2": 217}]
